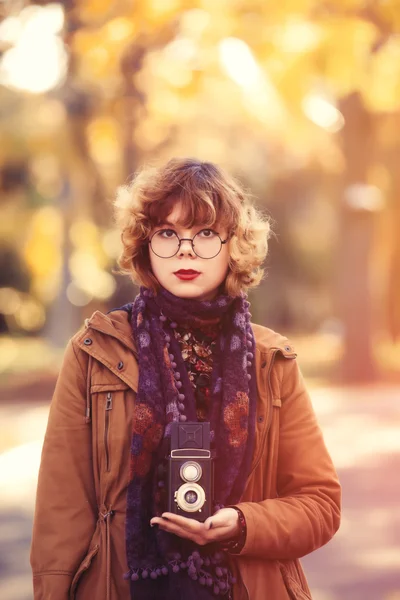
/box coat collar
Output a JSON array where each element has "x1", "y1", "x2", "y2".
[
  {"x1": 83, "y1": 309, "x2": 137, "y2": 354},
  {"x1": 78, "y1": 308, "x2": 297, "y2": 360}
]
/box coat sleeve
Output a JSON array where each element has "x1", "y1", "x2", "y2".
[
  {"x1": 30, "y1": 338, "x2": 97, "y2": 599},
  {"x1": 236, "y1": 357, "x2": 341, "y2": 559}
]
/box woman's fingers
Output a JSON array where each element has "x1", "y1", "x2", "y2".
[
  {"x1": 205, "y1": 508, "x2": 237, "y2": 529},
  {"x1": 153, "y1": 519, "x2": 194, "y2": 541},
  {"x1": 161, "y1": 512, "x2": 203, "y2": 530},
  {"x1": 150, "y1": 514, "x2": 210, "y2": 545},
  {"x1": 149, "y1": 508, "x2": 239, "y2": 544},
  {"x1": 203, "y1": 516, "x2": 214, "y2": 530}
]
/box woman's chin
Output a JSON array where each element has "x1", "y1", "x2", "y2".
[{"x1": 161, "y1": 279, "x2": 217, "y2": 301}]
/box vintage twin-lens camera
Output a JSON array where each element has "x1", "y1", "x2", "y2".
[{"x1": 168, "y1": 422, "x2": 214, "y2": 522}]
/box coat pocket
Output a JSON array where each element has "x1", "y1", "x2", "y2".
[
  {"x1": 69, "y1": 543, "x2": 100, "y2": 600},
  {"x1": 91, "y1": 382, "x2": 130, "y2": 475},
  {"x1": 279, "y1": 563, "x2": 312, "y2": 600}
]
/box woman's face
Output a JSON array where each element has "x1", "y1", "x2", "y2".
[{"x1": 148, "y1": 202, "x2": 230, "y2": 301}]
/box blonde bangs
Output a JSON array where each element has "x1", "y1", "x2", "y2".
[{"x1": 145, "y1": 189, "x2": 237, "y2": 232}]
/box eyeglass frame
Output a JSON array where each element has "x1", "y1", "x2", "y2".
[{"x1": 148, "y1": 228, "x2": 229, "y2": 259}]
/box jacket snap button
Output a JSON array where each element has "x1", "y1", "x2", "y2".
[
  {"x1": 84, "y1": 338, "x2": 92, "y2": 346},
  {"x1": 117, "y1": 361, "x2": 124, "y2": 370},
  {"x1": 261, "y1": 361, "x2": 267, "y2": 369},
  {"x1": 257, "y1": 416, "x2": 264, "y2": 423},
  {"x1": 284, "y1": 345, "x2": 291, "y2": 352}
]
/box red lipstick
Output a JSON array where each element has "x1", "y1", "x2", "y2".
[{"x1": 174, "y1": 269, "x2": 200, "y2": 281}]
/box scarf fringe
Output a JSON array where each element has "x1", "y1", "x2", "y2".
[{"x1": 124, "y1": 549, "x2": 236, "y2": 596}]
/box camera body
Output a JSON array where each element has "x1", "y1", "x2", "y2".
[{"x1": 168, "y1": 422, "x2": 214, "y2": 522}]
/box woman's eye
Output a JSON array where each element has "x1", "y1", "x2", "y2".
[
  {"x1": 199, "y1": 229, "x2": 216, "y2": 238},
  {"x1": 160, "y1": 229, "x2": 176, "y2": 238}
]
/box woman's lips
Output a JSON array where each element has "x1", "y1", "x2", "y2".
[{"x1": 174, "y1": 270, "x2": 200, "y2": 281}]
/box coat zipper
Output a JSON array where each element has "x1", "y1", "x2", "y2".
[
  {"x1": 241, "y1": 348, "x2": 296, "y2": 600},
  {"x1": 104, "y1": 392, "x2": 112, "y2": 472},
  {"x1": 242, "y1": 572, "x2": 250, "y2": 600},
  {"x1": 239, "y1": 349, "x2": 278, "y2": 600},
  {"x1": 100, "y1": 508, "x2": 115, "y2": 600}
]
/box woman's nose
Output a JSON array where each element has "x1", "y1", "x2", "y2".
[{"x1": 178, "y1": 239, "x2": 195, "y2": 256}]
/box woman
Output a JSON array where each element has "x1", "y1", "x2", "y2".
[{"x1": 30, "y1": 158, "x2": 341, "y2": 600}]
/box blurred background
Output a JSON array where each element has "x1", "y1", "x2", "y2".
[{"x1": 0, "y1": 1, "x2": 399, "y2": 599}]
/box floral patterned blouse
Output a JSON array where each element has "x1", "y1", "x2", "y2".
[
  {"x1": 173, "y1": 320, "x2": 220, "y2": 422},
  {"x1": 173, "y1": 319, "x2": 247, "y2": 553}
]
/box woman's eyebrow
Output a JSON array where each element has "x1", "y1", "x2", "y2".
[
  {"x1": 158, "y1": 220, "x2": 176, "y2": 228},
  {"x1": 156, "y1": 221, "x2": 215, "y2": 230}
]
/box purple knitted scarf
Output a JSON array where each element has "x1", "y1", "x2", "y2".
[{"x1": 123, "y1": 286, "x2": 257, "y2": 599}]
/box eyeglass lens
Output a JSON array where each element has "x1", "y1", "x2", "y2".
[{"x1": 150, "y1": 230, "x2": 222, "y2": 259}]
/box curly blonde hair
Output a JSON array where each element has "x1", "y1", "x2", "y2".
[{"x1": 114, "y1": 158, "x2": 271, "y2": 297}]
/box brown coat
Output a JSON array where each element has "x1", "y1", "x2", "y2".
[{"x1": 30, "y1": 309, "x2": 341, "y2": 600}]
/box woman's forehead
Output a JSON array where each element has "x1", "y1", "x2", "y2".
[{"x1": 165, "y1": 202, "x2": 185, "y2": 224}]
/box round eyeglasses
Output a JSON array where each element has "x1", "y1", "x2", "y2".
[{"x1": 149, "y1": 228, "x2": 228, "y2": 259}]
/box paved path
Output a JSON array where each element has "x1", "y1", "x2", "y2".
[
  {"x1": 302, "y1": 385, "x2": 400, "y2": 600},
  {"x1": 0, "y1": 384, "x2": 399, "y2": 600}
]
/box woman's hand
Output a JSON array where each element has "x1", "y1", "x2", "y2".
[{"x1": 150, "y1": 508, "x2": 240, "y2": 546}]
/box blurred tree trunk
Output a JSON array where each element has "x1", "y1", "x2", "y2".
[
  {"x1": 336, "y1": 92, "x2": 378, "y2": 382},
  {"x1": 263, "y1": 172, "x2": 310, "y2": 331},
  {"x1": 107, "y1": 43, "x2": 147, "y2": 309},
  {"x1": 385, "y1": 113, "x2": 400, "y2": 342},
  {"x1": 46, "y1": 4, "x2": 101, "y2": 345},
  {"x1": 45, "y1": 176, "x2": 82, "y2": 347},
  {"x1": 120, "y1": 43, "x2": 146, "y2": 182}
]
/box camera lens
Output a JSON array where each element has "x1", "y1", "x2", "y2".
[
  {"x1": 174, "y1": 483, "x2": 206, "y2": 513},
  {"x1": 184, "y1": 490, "x2": 198, "y2": 504}
]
